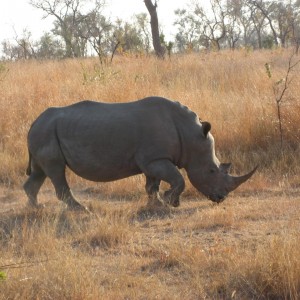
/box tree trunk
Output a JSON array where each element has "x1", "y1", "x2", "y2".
[
  {"x1": 144, "y1": 0, "x2": 165, "y2": 58},
  {"x1": 250, "y1": 1, "x2": 279, "y2": 46}
]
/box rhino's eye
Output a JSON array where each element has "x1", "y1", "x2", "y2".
[{"x1": 210, "y1": 169, "x2": 216, "y2": 174}]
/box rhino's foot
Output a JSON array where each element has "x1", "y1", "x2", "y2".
[
  {"x1": 147, "y1": 194, "x2": 165, "y2": 207},
  {"x1": 171, "y1": 200, "x2": 180, "y2": 207},
  {"x1": 67, "y1": 202, "x2": 90, "y2": 213},
  {"x1": 165, "y1": 199, "x2": 180, "y2": 207},
  {"x1": 163, "y1": 191, "x2": 180, "y2": 207}
]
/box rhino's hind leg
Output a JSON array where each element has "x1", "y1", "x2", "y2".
[
  {"x1": 143, "y1": 159, "x2": 185, "y2": 207},
  {"x1": 145, "y1": 176, "x2": 163, "y2": 206},
  {"x1": 23, "y1": 166, "x2": 46, "y2": 208},
  {"x1": 47, "y1": 166, "x2": 85, "y2": 211}
]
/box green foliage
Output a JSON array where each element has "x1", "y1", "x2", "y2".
[
  {"x1": 265, "y1": 62, "x2": 272, "y2": 79},
  {"x1": 262, "y1": 36, "x2": 275, "y2": 49},
  {"x1": 36, "y1": 33, "x2": 65, "y2": 59},
  {"x1": 166, "y1": 42, "x2": 174, "y2": 58},
  {"x1": 160, "y1": 33, "x2": 165, "y2": 45},
  {"x1": 0, "y1": 271, "x2": 7, "y2": 281}
]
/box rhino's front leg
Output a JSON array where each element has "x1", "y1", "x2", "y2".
[{"x1": 143, "y1": 159, "x2": 185, "y2": 207}]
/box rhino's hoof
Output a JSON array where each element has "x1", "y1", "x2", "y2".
[
  {"x1": 147, "y1": 200, "x2": 165, "y2": 208},
  {"x1": 68, "y1": 203, "x2": 90, "y2": 213},
  {"x1": 171, "y1": 200, "x2": 180, "y2": 207},
  {"x1": 163, "y1": 193, "x2": 180, "y2": 208}
]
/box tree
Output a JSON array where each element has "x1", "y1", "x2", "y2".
[
  {"x1": 247, "y1": 0, "x2": 279, "y2": 46},
  {"x1": 2, "y1": 31, "x2": 65, "y2": 60},
  {"x1": 225, "y1": 0, "x2": 243, "y2": 49},
  {"x1": 144, "y1": 0, "x2": 165, "y2": 58},
  {"x1": 36, "y1": 32, "x2": 65, "y2": 59},
  {"x1": 3, "y1": 29, "x2": 37, "y2": 60},
  {"x1": 113, "y1": 19, "x2": 144, "y2": 53},
  {"x1": 174, "y1": 8, "x2": 204, "y2": 52},
  {"x1": 230, "y1": 0, "x2": 256, "y2": 47},
  {"x1": 135, "y1": 13, "x2": 151, "y2": 54},
  {"x1": 246, "y1": 1, "x2": 268, "y2": 48},
  {"x1": 30, "y1": 0, "x2": 106, "y2": 58},
  {"x1": 247, "y1": 0, "x2": 300, "y2": 48},
  {"x1": 174, "y1": 0, "x2": 228, "y2": 51},
  {"x1": 199, "y1": 0, "x2": 228, "y2": 50},
  {"x1": 292, "y1": 0, "x2": 300, "y2": 52},
  {"x1": 76, "y1": 12, "x2": 114, "y2": 64}
]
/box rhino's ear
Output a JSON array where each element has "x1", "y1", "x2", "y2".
[{"x1": 202, "y1": 122, "x2": 211, "y2": 138}]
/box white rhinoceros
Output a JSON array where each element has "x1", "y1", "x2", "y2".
[{"x1": 24, "y1": 97, "x2": 256, "y2": 209}]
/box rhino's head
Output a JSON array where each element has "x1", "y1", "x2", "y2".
[{"x1": 186, "y1": 122, "x2": 257, "y2": 203}]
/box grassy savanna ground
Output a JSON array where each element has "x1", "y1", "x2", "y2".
[{"x1": 0, "y1": 49, "x2": 300, "y2": 298}]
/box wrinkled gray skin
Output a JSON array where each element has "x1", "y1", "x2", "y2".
[{"x1": 24, "y1": 97, "x2": 257, "y2": 210}]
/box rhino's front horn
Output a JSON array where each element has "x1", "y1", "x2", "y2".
[{"x1": 228, "y1": 166, "x2": 258, "y2": 192}]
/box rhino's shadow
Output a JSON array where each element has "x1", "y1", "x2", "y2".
[
  {"x1": 133, "y1": 203, "x2": 202, "y2": 222},
  {"x1": 134, "y1": 204, "x2": 174, "y2": 221}
]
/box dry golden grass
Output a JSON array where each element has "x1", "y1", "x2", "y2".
[
  {"x1": 1, "y1": 49, "x2": 300, "y2": 299},
  {"x1": 0, "y1": 187, "x2": 300, "y2": 299},
  {"x1": 0, "y1": 49, "x2": 300, "y2": 187}
]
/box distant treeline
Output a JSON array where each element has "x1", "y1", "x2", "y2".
[{"x1": 1, "y1": 0, "x2": 300, "y2": 60}]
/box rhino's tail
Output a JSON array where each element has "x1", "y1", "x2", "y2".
[{"x1": 26, "y1": 150, "x2": 32, "y2": 176}]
